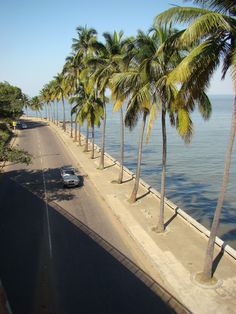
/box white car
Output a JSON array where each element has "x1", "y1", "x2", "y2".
[{"x1": 60, "y1": 166, "x2": 80, "y2": 187}]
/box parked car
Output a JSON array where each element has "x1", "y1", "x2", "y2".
[
  {"x1": 60, "y1": 166, "x2": 80, "y2": 187},
  {"x1": 21, "y1": 123, "x2": 27, "y2": 129}
]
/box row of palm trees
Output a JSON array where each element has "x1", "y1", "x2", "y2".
[{"x1": 30, "y1": 0, "x2": 235, "y2": 283}]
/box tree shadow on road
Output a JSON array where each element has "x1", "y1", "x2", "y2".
[{"x1": 4, "y1": 167, "x2": 82, "y2": 202}]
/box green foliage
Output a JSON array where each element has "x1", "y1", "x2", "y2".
[
  {"x1": 0, "y1": 124, "x2": 31, "y2": 166},
  {"x1": 0, "y1": 82, "x2": 25, "y2": 121},
  {"x1": 0, "y1": 124, "x2": 11, "y2": 142},
  {"x1": 0, "y1": 143, "x2": 31, "y2": 165},
  {"x1": 0, "y1": 82, "x2": 31, "y2": 165}
]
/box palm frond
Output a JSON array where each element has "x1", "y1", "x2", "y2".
[
  {"x1": 176, "y1": 108, "x2": 194, "y2": 143},
  {"x1": 197, "y1": 92, "x2": 212, "y2": 120},
  {"x1": 146, "y1": 103, "x2": 158, "y2": 143},
  {"x1": 167, "y1": 36, "x2": 223, "y2": 85},
  {"x1": 188, "y1": 0, "x2": 236, "y2": 16},
  {"x1": 155, "y1": 6, "x2": 210, "y2": 26},
  {"x1": 180, "y1": 12, "x2": 233, "y2": 45}
]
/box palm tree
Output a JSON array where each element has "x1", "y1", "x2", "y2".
[
  {"x1": 50, "y1": 80, "x2": 59, "y2": 124},
  {"x1": 22, "y1": 94, "x2": 30, "y2": 117},
  {"x1": 112, "y1": 100, "x2": 125, "y2": 183},
  {"x1": 69, "y1": 82, "x2": 85, "y2": 145},
  {"x1": 78, "y1": 91, "x2": 104, "y2": 158},
  {"x1": 63, "y1": 54, "x2": 81, "y2": 138},
  {"x1": 112, "y1": 57, "x2": 152, "y2": 203},
  {"x1": 110, "y1": 35, "x2": 135, "y2": 183},
  {"x1": 156, "y1": 0, "x2": 236, "y2": 281},
  {"x1": 71, "y1": 25, "x2": 97, "y2": 144},
  {"x1": 70, "y1": 82, "x2": 93, "y2": 152},
  {"x1": 40, "y1": 84, "x2": 51, "y2": 120},
  {"x1": 138, "y1": 26, "x2": 195, "y2": 233},
  {"x1": 30, "y1": 96, "x2": 43, "y2": 118},
  {"x1": 54, "y1": 73, "x2": 68, "y2": 131},
  {"x1": 88, "y1": 31, "x2": 131, "y2": 171}
]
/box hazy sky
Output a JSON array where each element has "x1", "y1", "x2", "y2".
[{"x1": 0, "y1": 0, "x2": 234, "y2": 96}]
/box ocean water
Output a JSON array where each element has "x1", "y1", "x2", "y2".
[{"x1": 29, "y1": 95, "x2": 236, "y2": 249}]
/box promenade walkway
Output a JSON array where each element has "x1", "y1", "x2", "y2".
[{"x1": 32, "y1": 119, "x2": 236, "y2": 313}]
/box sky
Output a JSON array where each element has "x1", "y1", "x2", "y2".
[{"x1": 0, "y1": 0, "x2": 234, "y2": 97}]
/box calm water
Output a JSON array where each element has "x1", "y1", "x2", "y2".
[{"x1": 30, "y1": 95, "x2": 236, "y2": 249}]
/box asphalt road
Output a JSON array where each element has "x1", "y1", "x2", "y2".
[{"x1": 0, "y1": 120, "x2": 174, "y2": 314}]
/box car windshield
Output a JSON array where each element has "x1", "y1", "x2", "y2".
[{"x1": 64, "y1": 170, "x2": 75, "y2": 175}]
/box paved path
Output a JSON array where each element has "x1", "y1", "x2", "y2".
[{"x1": 46, "y1": 118, "x2": 236, "y2": 314}]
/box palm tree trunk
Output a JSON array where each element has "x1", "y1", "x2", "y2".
[
  {"x1": 84, "y1": 121, "x2": 89, "y2": 152},
  {"x1": 56, "y1": 102, "x2": 59, "y2": 126},
  {"x1": 74, "y1": 119, "x2": 78, "y2": 142},
  {"x1": 49, "y1": 103, "x2": 52, "y2": 121},
  {"x1": 201, "y1": 95, "x2": 236, "y2": 281},
  {"x1": 48, "y1": 105, "x2": 50, "y2": 121},
  {"x1": 53, "y1": 102, "x2": 56, "y2": 123},
  {"x1": 129, "y1": 111, "x2": 147, "y2": 203},
  {"x1": 62, "y1": 96, "x2": 66, "y2": 131},
  {"x1": 51, "y1": 102, "x2": 53, "y2": 123},
  {"x1": 70, "y1": 112, "x2": 73, "y2": 138},
  {"x1": 117, "y1": 107, "x2": 124, "y2": 183},
  {"x1": 78, "y1": 124, "x2": 82, "y2": 146},
  {"x1": 99, "y1": 104, "x2": 106, "y2": 170},
  {"x1": 156, "y1": 109, "x2": 167, "y2": 233},
  {"x1": 91, "y1": 125, "x2": 95, "y2": 159},
  {"x1": 45, "y1": 104, "x2": 47, "y2": 120}
]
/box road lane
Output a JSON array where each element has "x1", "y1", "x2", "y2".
[
  {"x1": 0, "y1": 120, "x2": 175, "y2": 313},
  {"x1": 14, "y1": 120, "x2": 139, "y2": 258}
]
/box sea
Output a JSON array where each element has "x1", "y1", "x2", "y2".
[{"x1": 29, "y1": 95, "x2": 236, "y2": 249}]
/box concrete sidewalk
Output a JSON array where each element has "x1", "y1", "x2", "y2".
[{"x1": 33, "y1": 119, "x2": 236, "y2": 313}]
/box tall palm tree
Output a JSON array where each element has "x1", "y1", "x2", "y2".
[
  {"x1": 110, "y1": 35, "x2": 135, "y2": 183},
  {"x1": 71, "y1": 25, "x2": 97, "y2": 144},
  {"x1": 138, "y1": 26, "x2": 198, "y2": 233},
  {"x1": 40, "y1": 84, "x2": 51, "y2": 120},
  {"x1": 63, "y1": 53, "x2": 82, "y2": 138},
  {"x1": 112, "y1": 59, "x2": 152, "y2": 203},
  {"x1": 70, "y1": 82, "x2": 92, "y2": 152},
  {"x1": 30, "y1": 96, "x2": 43, "y2": 118},
  {"x1": 156, "y1": 0, "x2": 236, "y2": 281},
  {"x1": 22, "y1": 94, "x2": 30, "y2": 117},
  {"x1": 88, "y1": 31, "x2": 131, "y2": 171},
  {"x1": 78, "y1": 91, "x2": 104, "y2": 158},
  {"x1": 49, "y1": 80, "x2": 59, "y2": 125},
  {"x1": 54, "y1": 73, "x2": 68, "y2": 131},
  {"x1": 69, "y1": 82, "x2": 85, "y2": 145}
]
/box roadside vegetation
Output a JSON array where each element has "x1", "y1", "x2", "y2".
[
  {"x1": 0, "y1": 82, "x2": 31, "y2": 166},
  {"x1": 29, "y1": 0, "x2": 235, "y2": 283}
]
